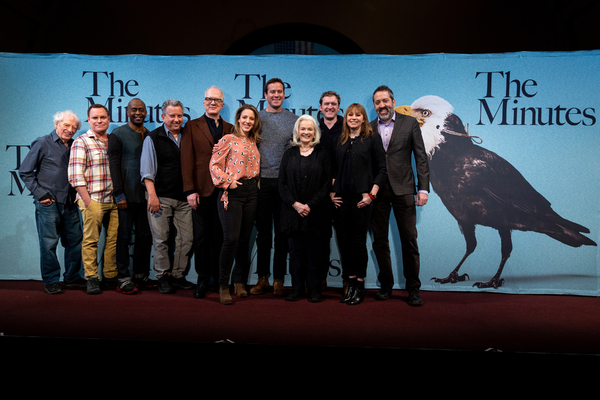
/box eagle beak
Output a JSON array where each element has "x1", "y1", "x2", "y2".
[
  {"x1": 395, "y1": 105, "x2": 412, "y2": 116},
  {"x1": 395, "y1": 106, "x2": 424, "y2": 127}
]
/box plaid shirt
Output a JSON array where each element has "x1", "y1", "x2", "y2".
[{"x1": 68, "y1": 129, "x2": 114, "y2": 203}]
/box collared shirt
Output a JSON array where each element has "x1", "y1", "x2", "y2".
[
  {"x1": 377, "y1": 112, "x2": 395, "y2": 152},
  {"x1": 19, "y1": 130, "x2": 76, "y2": 204},
  {"x1": 210, "y1": 133, "x2": 260, "y2": 209},
  {"x1": 140, "y1": 124, "x2": 181, "y2": 183},
  {"x1": 68, "y1": 129, "x2": 114, "y2": 203}
]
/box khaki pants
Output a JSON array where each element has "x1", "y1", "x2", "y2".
[{"x1": 77, "y1": 199, "x2": 119, "y2": 280}]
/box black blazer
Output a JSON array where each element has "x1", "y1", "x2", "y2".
[
  {"x1": 370, "y1": 112, "x2": 430, "y2": 196},
  {"x1": 331, "y1": 132, "x2": 387, "y2": 195},
  {"x1": 278, "y1": 146, "x2": 332, "y2": 235}
]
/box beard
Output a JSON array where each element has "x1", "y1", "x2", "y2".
[{"x1": 376, "y1": 106, "x2": 393, "y2": 121}]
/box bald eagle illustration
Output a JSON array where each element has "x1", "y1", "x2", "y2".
[{"x1": 397, "y1": 95, "x2": 597, "y2": 289}]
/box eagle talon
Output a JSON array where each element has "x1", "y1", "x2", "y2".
[
  {"x1": 473, "y1": 278, "x2": 505, "y2": 289},
  {"x1": 431, "y1": 272, "x2": 469, "y2": 284}
]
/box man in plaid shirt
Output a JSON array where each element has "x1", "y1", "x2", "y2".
[{"x1": 68, "y1": 104, "x2": 121, "y2": 295}]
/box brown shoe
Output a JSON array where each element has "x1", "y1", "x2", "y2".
[
  {"x1": 219, "y1": 287, "x2": 233, "y2": 305},
  {"x1": 250, "y1": 276, "x2": 269, "y2": 295},
  {"x1": 234, "y1": 283, "x2": 248, "y2": 298},
  {"x1": 273, "y1": 279, "x2": 286, "y2": 296}
]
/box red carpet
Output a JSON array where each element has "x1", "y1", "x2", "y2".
[{"x1": 1, "y1": 279, "x2": 598, "y2": 374}]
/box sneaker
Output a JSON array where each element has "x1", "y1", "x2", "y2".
[
  {"x1": 132, "y1": 275, "x2": 159, "y2": 290},
  {"x1": 158, "y1": 276, "x2": 175, "y2": 294},
  {"x1": 64, "y1": 278, "x2": 87, "y2": 288},
  {"x1": 86, "y1": 277, "x2": 101, "y2": 295},
  {"x1": 44, "y1": 282, "x2": 63, "y2": 295},
  {"x1": 117, "y1": 279, "x2": 139, "y2": 295},
  {"x1": 171, "y1": 277, "x2": 193, "y2": 290}
]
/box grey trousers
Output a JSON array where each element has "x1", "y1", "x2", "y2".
[{"x1": 147, "y1": 196, "x2": 193, "y2": 279}]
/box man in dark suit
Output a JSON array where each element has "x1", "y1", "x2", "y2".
[
  {"x1": 181, "y1": 86, "x2": 234, "y2": 298},
  {"x1": 369, "y1": 85, "x2": 430, "y2": 306}
]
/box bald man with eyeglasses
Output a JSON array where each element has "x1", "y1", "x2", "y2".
[{"x1": 180, "y1": 85, "x2": 234, "y2": 299}]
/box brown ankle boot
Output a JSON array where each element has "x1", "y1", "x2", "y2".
[
  {"x1": 234, "y1": 283, "x2": 248, "y2": 298},
  {"x1": 250, "y1": 276, "x2": 269, "y2": 295},
  {"x1": 273, "y1": 279, "x2": 286, "y2": 296},
  {"x1": 219, "y1": 287, "x2": 233, "y2": 305}
]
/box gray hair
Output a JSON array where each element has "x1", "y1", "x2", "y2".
[
  {"x1": 205, "y1": 85, "x2": 223, "y2": 98},
  {"x1": 53, "y1": 110, "x2": 81, "y2": 130},
  {"x1": 161, "y1": 99, "x2": 184, "y2": 114},
  {"x1": 291, "y1": 114, "x2": 321, "y2": 147}
]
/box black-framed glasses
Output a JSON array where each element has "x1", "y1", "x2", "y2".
[{"x1": 204, "y1": 97, "x2": 223, "y2": 104}]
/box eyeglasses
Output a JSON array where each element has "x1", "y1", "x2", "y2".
[{"x1": 204, "y1": 97, "x2": 223, "y2": 104}]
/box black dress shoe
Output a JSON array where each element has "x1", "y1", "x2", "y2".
[
  {"x1": 171, "y1": 277, "x2": 193, "y2": 290},
  {"x1": 375, "y1": 286, "x2": 392, "y2": 301},
  {"x1": 194, "y1": 283, "x2": 208, "y2": 298},
  {"x1": 285, "y1": 290, "x2": 303, "y2": 302},
  {"x1": 308, "y1": 290, "x2": 323, "y2": 303},
  {"x1": 408, "y1": 290, "x2": 423, "y2": 306}
]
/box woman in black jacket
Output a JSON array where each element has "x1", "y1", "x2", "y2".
[
  {"x1": 279, "y1": 114, "x2": 332, "y2": 302},
  {"x1": 330, "y1": 103, "x2": 387, "y2": 305}
]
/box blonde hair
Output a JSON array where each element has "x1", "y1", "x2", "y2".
[{"x1": 291, "y1": 114, "x2": 321, "y2": 147}]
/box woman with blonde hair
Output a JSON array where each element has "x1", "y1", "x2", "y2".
[{"x1": 279, "y1": 114, "x2": 332, "y2": 302}]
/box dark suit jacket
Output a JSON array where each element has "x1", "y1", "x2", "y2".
[
  {"x1": 370, "y1": 112, "x2": 430, "y2": 196},
  {"x1": 181, "y1": 115, "x2": 233, "y2": 198}
]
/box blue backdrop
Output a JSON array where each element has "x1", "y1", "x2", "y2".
[{"x1": 1, "y1": 51, "x2": 599, "y2": 295}]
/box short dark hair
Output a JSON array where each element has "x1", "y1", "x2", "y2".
[
  {"x1": 87, "y1": 103, "x2": 109, "y2": 116},
  {"x1": 319, "y1": 91, "x2": 340, "y2": 105},
  {"x1": 372, "y1": 85, "x2": 394, "y2": 102},
  {"x1": 264, "y1": 77, "x2": 284, "y2": 93}
]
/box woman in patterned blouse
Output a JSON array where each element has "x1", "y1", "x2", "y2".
[{"x1": 210, "y1": 104, "x2": 261, "y2": 305}]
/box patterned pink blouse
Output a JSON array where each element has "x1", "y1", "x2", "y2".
[{"x1": 210, "y1": 133, "x2": 260, "y2": 209}]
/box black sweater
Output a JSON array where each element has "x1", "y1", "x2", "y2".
[{"x1": 278, "y1": 146, "x2": 332, "y2": 235}]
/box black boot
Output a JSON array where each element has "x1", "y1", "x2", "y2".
[
  {"x1": 340, "y1": 278, "x2": 357, "y2": 303},
  {"x1": 347, "y1": 279, "x2": 365, "y2": 305}
]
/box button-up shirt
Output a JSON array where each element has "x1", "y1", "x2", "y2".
[
  {"x1": 19, "y1": 130, "x2": 76, "y2": 204},
  {"x1": 139, "y1": 124, "x2": 181, "y2": 183},
  {"x1": 68, "y1": 129, "x2": 114, "y2": 203},
  {"x1": 377, "y1": 111, "x2": 428, "y2": 195},
  {"x1": 377, "y1": 113, "x2": 395, "y2": 152}
]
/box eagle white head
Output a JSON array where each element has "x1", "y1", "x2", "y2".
[{"x1": 396, "y1": 95, "x2": 454, "y2": 158}]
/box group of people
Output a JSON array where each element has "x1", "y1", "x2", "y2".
[{"x1": 19, "y1": 79, "x2": 430, "y2": 307}]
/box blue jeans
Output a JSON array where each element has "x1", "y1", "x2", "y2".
[{"x1": 34, "y1": 199, "x2": 83, "y2": 285}]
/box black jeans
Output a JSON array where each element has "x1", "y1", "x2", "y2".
[
  {"x1": 254, "y1": 177, "x2": 288, "y2": 280},
  {"x1": 191, "y1": 190, "x2": 223, "y2": 286},
  {"x1": 116, "y1": 201, "x2": 152, "y2": 280},
  {"x1": 217, "y1": 179, "x2": 258, "y2": 289},
  {"x1": 333, "y1": 193, "x2": 373, "y2": 279}
]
